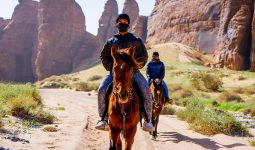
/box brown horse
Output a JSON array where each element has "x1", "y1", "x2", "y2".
[
  {"x1": 150, "y1": 78, "x2": 165, "y2": 139},
  {"x1": 108, "y1": 46, "x2": 141, "y2": 150}
]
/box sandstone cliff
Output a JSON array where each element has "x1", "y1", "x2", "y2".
[
  {"x1": 215, "y1": 0, "x2": 254, "y2": 70},
  {"x1": 97, "y1": 0, "x2": 118, "y2": 42},
  {"x1": 0, "y1": 0, "x2": 38, "y2": 82},
  {"x1": 147, "y1": 0, "x2": 222, "y2": 53}
]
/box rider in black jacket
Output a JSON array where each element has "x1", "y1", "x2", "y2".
[{"x1": 95, "y1": 14, "x2": 155, "y2": 132}]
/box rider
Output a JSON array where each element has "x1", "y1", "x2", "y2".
[
  {"x1": 95, "y1": 13, "x2": 155, "y2": 132},
  {"x1": 146, "y1": 51, "x2": 171, "y2": 103}
]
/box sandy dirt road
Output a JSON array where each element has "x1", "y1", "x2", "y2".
[{"x1": 1, "y1": 89, "x2": 254, "y2": 150}]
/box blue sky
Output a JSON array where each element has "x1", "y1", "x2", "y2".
[{"x1": 0, "y1": 0, "x2": 155, "y2": 35}]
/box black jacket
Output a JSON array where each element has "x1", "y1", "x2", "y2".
[{"x1": 100, "y1": 33, "x2": 148, "y2": 72}]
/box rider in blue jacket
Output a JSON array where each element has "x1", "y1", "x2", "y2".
[{"x1": 146, "y1": 51, "x2": 171, "y2": 102}]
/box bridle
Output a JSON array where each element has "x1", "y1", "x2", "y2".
[{"x1": 112, "y1": 80, "x2": 134, "y2": 139}]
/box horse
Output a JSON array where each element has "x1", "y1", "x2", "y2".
[
  {"x1": 108, "y1": 46, "x2": 141, "y2": 150},
  {"x1": 150, "y1": 78, "x2": 165, "y2": 139}
]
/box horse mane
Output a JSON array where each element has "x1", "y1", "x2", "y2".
[{"x1": 115, "y1": 53, "x2": 135, "y2": 67}]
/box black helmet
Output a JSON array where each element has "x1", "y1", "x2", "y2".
[
  {"x1": 116, "y1": 13, "x2": 130, "y2": 24},
  {"x1": 152, "y1": 51, "x2": 159, "y2": 56}
]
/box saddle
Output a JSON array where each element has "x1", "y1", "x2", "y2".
[{"x1": 102, "y1": 81, "x2": 149, "y2": 126}]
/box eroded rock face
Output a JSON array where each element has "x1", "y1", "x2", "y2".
[
  {"x1": 251, "y1": 3, "x2": 255, "y2": 71},
  {"x1": 97, "y1": 0, "x2": 118, "y2": 42},
  {"x1": 123, "y1": 0, "x2": 139, "y2": 27},
  {"x1": 72, "y1": 32, "x2": 101, "y2": 72},
  {"x1": 215, "y1": 0, "x2": 254, "y2": 70},
  {"x1": 0, "y1": 18, "x2": 10, "y2": 31},
  {"x1": 147, "y1": 0, "x2": 222, "y2": 53},
  {"x1": 131, "y1": 16, "x2": 148, "y2": 42},
  {"x1": 0, "y1": 0, "x2": 38, "y2": 82},
  {"x1": 33, "y1": 0, "x2": 86, "y2": 80}
]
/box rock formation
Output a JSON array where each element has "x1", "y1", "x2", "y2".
[
  {"x1": 97, "y1": 0, "x2": 118, "y2": 42},
  {"x1": 33, "y1": 0, "x2": 86, "y2": 80},
  {"x1": 123, "y1": 0, "x2": 139, "y2": 27},
  {"x1": 131, "y1": 16, "x2": 148, "y2": 42},
  {"x1": 250, "y1": 3, "x2": 255, "y2": 71},
  {"x1": 215, "y1": 0, "x2": 254, "y2": 70},
  {"x1": 147, "y1": 0, "x2": 222, "y2": 53},
  {"x1": 0, "y1": 0, "x2": 38, "y2": 82},
  {"x1": 0, "y1": 18, "x2": 10, "y2": 31}
]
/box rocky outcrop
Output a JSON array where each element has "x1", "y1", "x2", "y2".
[
  {"x1": 0, "y1": 0, "x2": 102, "y2": 82},
  {"x1": 215, "y1": 0, "x2": 254, "y2": 70},
  {"x1": 0, "y1": 18, "x2": 10, "y2": 31},
  {"x1": 0, "y1": 0, "x2": 38, "y2": 82},
  {"x1": 97, "y1": 0, "x2": 118, "y2": 42},
  {"x1": 131, "y1": 16, "x2": 148, "y2": 42},
  {"x1": 251, "y1": 3, "x2": 255, "y2": 71},
  {"x1": 147, "y1": 0, "x2": 222, "y2": 53},
  {"x1": 123, "y1": 0, "x2": 139, "y2": 27},
  {"x1": 72, "y1": 32, "x2": 101, "y2": 72},
  {"x1": 34, "y1": 0, "x2": 87, "y2": 80}
]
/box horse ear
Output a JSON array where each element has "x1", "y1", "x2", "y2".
[
  {"x1": 128, "y1": 46, "x2": 136, "y2": 57},
  {"x1": 111, "y1": 46, "x2": 118, "y2": 61}
]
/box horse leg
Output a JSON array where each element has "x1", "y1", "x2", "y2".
[
  {"x1": 109, "y1": 128, "x2": 121, "y2": 150},
  {"x1": 152, "y1": 115, "x2": 158, "y2": 139},
  {"x1": 151, "y1": 111, "x2": 156, "y2": 136},
  {"x1": 124, "y1": 127, "x2": 137, "y2": 150},
  {"x1": 116, "y1": 134, "x2": 122, "y2": 150},
  {"x1": 155, "y1": 116, "x2": 159, "y2": 138}
]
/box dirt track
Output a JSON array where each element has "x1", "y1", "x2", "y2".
[{"x1": 1, "y1": 89, "x2": 254, "y2": 150}]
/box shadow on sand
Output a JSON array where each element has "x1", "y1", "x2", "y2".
[{"x1": 156, "y1": 131, "x2": 246, "y2": 150}]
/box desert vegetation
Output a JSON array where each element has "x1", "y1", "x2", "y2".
[{"x1": 0, "y1": 83, "x2": 55, "y2": 127}]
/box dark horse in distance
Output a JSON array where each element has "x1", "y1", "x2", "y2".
[{"x1": 150, "y1": 78, "x2": 165, "y2": 139}]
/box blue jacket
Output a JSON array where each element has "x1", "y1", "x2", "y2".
[{"x1": 146, "y1": 60, "x2": 165, "y2": 80}]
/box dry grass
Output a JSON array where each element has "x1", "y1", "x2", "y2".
[
  {"x1": 190, "y1": 71, "x2": 223, "y2": 91},
  {"x1": 161, "y1": 105, "x2": 176, "y2": 115},
  {"x1": 0, "y1": 83, "x2": 55, "y2": 125},
  {"x1": 218, "y1": 91, "x2": 243, "y2": 103},
  {"x1": 43, "y1": 126, "x2": 58, "y2": 132},
  {"x1": 72, "y1": 82, "x2": 99, "y2": 92},
  {"x1": 88, "y1": 75, "x2": 102, "y2": 81},
  {"x1": 169, "y1": 84, "x2": 183, "y2": 92},
  {"x1": 249, "y1": 138, "x2": 255, "y2": 147}
]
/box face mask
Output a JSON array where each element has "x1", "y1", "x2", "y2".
[{"x1": 116, "y1": 23, "x2": 129, "y2": 33}]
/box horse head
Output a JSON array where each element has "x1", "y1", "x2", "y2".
[{"x1": 111, "y1": 46, "x2": 137, "y2": 104}]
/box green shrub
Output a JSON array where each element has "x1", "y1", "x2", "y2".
[
  {"x1": 218, "y1": 91, "x2": 243, "y2": 103},
  {"x1": 174, "y1": 97, "x2": 190, "y2": 106},
  {"x1": 72, "y1": 82, "x2": 99, "y2": 91},
  {"x1": 88, "y1": 75, "x2": 102, "y2": 81},
  {"x1": 161, "y1": 105, "x2": 176, "y2": 115},
  {"x1": 190, "y1": 71, "x2": 223, "y2": 91},
  {"x1": 0, "y1": 115, "x2": 3, "y2": 127},
  {"x1": 216, "y1": 102, "x2": 249, "y2": 111},
  {"x1": 40, "y1": 82, "x2": 69, "y2": 89},
  {"x1": 177, "y1": 96, "x2": 249, "y2": 136},
  {"x1": 249, "y1": 138, "x2": 255, "y2": 147},
  {"x1": 0, "y1": 83, "x2": 55, "y2": 125}
]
